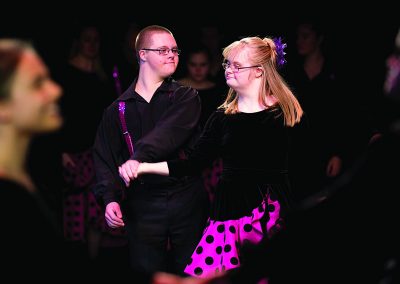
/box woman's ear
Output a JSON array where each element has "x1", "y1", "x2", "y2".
[
  {"x1": 255, "y1": 67, "x2": 263, "y2": 78},
  {"x1": 0, "y1": 103, "x2": 12, "y2": 123}
]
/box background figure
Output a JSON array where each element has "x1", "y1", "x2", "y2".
[
  {"x1": 284, "y1": 20, "x2": 348, "y2": 202},
  {"x1": 178, "y1": 45, "x2": 226, "y2": 129},
  {"x1": 199, "y1": 25, "x2": 226, "y2": 86},
  {"x1": 55, "y1": 23, "x2": 128, "y2": 268},
  {"x1": 178, "y1": 45, "x2": 227, "y2": 202},
  {"x1": 383, "y1": 27, "x2": 400, "y2": 100},
  {"x1": 112, "y1": 22, "x2": 141, "y2": 95},
  {"x1": 93, "y1": 25, "x2": 209, "y2": 276},
  {"x1": 0, "y1": 39, "x2": 64, "y2": 278},
  {"x1": 121, "y1": 35, "x2": 304, "y2": 278}
]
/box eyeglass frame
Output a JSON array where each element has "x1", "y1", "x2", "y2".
[
  {"x1": 222, "y1": 61, "x2": 261, "y2": 73},
  {"x1": 141, "y1": 48, "x2": 181, "y2": 56}
]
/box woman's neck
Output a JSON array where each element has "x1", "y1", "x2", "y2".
[
  {"x1": 304, "y1": 52, "x2": 324, "y2": 80},
  {"x1": 70, "y1": 55, "x2": 95, "y2": 73},
  {"x1": 0, "y1": 129, "x2": 35, "y2": 192},
  {"x1": 179, "y1": 77, "x2": 215, "y2": 90},
  {"x1": 238, "y1": 96, "x2": 264, "y2": 113}
]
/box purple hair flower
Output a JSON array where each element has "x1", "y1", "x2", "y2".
[{"x1": 273, "y1": 37, "x2": 287, "y2": 67}]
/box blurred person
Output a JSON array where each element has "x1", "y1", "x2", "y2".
[
  {"x1": 284, "y1": 20, "x2": 349, "y2": 202},
  {"x1": 56, "y1": 23, "x2": 126, "y2": 268},
  {"x1": 0, "y1": 39, "x2": 64, "y2": 278},
  {"x1": 383, "y1": 27, "x2": 400, "y2": 100}
]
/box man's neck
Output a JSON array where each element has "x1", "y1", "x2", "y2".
[{"x1": 135, "y1": 72, "x2": 164, "y2": 102}]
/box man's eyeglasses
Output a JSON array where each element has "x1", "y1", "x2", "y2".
[
  {"x1": 222, "y1": 61, "x2": 260, "y2": 73},
  {"x1": 141, "y1": 48, "x2": 181, "y2": 56}
]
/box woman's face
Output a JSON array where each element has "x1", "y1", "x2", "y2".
[
  {"x1": 79, "y1": 27, "x2": 100, "y2": 59},
  {"x1": 224, "y1": 48, "x2": 259, "y2": 92},
  {"x1": 296, "y1": 24, "x2": 320, "y2": 56},
  {"x1": 187, "y1": 52, "x2": 210, "y2": 82},
  {"x1": 8, "y1": 50, "x2": 62, "y2": 133}
]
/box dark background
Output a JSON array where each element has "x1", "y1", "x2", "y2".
[{"x1": 2, "y1": 4, "x2": 398, "y2": 105}]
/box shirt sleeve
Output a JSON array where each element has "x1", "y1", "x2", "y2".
[
  {"x1": 168, "y1": 111, "x2": 222, "y2": 177},
  {"x1": 132, "y1": 86, "x2": 202, "y2": 162},
  {"x1": 92, "y1": 108, "x2": 125, "y2": 206}
]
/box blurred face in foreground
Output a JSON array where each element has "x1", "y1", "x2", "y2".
[{"x1": 6, "y1": 50, "x2": 63, "y2": 134}]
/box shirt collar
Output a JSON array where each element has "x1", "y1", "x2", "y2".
[{"x1": 117, "y1": 77, "x2": 176, "y2": 102}]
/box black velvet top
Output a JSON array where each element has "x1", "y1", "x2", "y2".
[{"x1": 168, "y1": 107, "x2": 293, "y2": 221}]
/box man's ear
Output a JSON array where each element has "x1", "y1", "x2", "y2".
[{"x1": 138, "y1": 49, "x2": 147, "y2": 62}]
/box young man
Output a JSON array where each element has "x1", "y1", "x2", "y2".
[{"x1": 93, "y1": 25, "x2": 209, "y2": 275}]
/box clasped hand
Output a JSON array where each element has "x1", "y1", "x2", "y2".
[{"x1": 119, "y1": 159, "x2": 140, "y2": 187}]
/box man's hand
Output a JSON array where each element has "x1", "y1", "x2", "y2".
[
  {"x1": 105, "y1": 202, "x2": 125, "y2": 228},
  {"x1": 62, "y1": 153, "x2": 76, "y2": 168},
  {"x1": 119, "y1": 159, "x2": 140, "y2": 187}
]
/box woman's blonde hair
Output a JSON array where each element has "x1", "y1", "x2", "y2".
[{"x1": 221, "y1": 36, "x2": 303, "y2": 126}]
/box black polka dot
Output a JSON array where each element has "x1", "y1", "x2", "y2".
[
  {"x1": 230, "y1": 257, "x2": 239, "y2": 265},
  {"x1": 269, "y1": 225, "x2": 279, "y2": 235},
  {"x1": 258, "y1": 205, "x2": 265, "y2": 213},
  {"x1": 224, "y1": 244, "x2": 231, "y2": 252},
  {"x1": 188, "y1": 258, "x2": 193, "y2": 265},
  {"x1": 206, "y1": 235, "x2": 214, "y2": 244},
  {"x1": 244, "y1": 224, "x2": 253, "y2": 232},
  {"x1": 268, "y1": 204, "x2": 275, "y2": 212},
  {"x1": 229, "y1": 225, "x2": 236, "y2": 234},
  {"x1": 216, "y1": 246, "x2": 222, "y2": 254},
  {"x1": 205, "y1": 257, "x2": 214, "y2": 265},
  {"x1": 194, "y1": 267, "x2": 203, "y2": 275},
  {"x1": 217, "y1": 224, "x2": 225, "y2": 233},
  {"x1": 196, "y1": 246, "x2": 203, "y2": 254}
]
